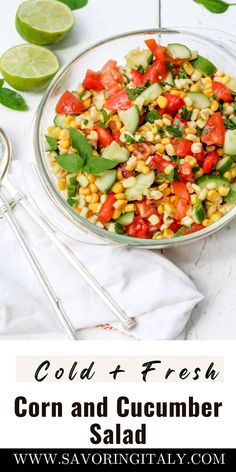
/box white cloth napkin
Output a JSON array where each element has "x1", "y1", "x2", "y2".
[{"x1": 0, "y1": 162, "x2": 203, "y2": 340}]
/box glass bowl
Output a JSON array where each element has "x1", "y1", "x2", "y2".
[{"x1": 34, "y1": 28, "x2": 236, "y2": 248}]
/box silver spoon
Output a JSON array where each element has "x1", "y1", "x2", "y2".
[
  {"x1": 0, "y1": 129, "x2": 78, "y2": 340},
  {"x1": 0, "y1": 129, "x2": 135, "y2": 332}
]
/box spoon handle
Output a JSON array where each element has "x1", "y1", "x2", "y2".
[{"x1": 0, "y1": 192, "x2": 78, "y2": 341}]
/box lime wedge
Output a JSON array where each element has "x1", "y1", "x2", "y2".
[
  {"x1": 16, "y1": 0, "x2": 75, "y2": 46},
  {"x1": 0, "y1": 44, "x2": 60, "y2": 92}
]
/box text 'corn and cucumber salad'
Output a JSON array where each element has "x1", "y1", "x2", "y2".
[{"x1": 45, "y1": 39, "x2": 236, "y2": 239}]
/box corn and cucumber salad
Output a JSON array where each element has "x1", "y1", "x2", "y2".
[{"x1": 45, "y1": 39, "x2": 236, "y2": 239}]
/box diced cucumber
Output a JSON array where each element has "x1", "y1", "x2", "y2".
[
  {"x1": 197, "y1": 175, "x2": 230, "y2": 188},
  {"x1": 193, "y1": 198, "x2": 205, "y2": 223},
  {"x1": 136, "y1": 172, "x2": 155, "y2": 187},
  {"x1": 224, "y1": 182, "x2": 236, "y2": 203},
  {"x1": 118, "y1": 105, "x2": 139, "y2": 134},
  {"x1": 167, "y1": 43, "x2": 191, "y2": 60},
  {"x1": 186, "y1": 92, "x2": 210, "y2": 109},
  {"x1": 95, "y1": 170, "x2": 117, "y2": 194},
  {"x1": 226, "y1": 78, "x2": 236, "y2": 94},
  {"x1": 53, "y1": 114, "x2": 67, "y2": 129},
  {"x1": 125, "y1": 48, "x2": 152, "y2": 70},
  {"x1": 224, "y1": 129, "x2": 236, "y2": 155},
  {"x1": 124, "y1": 170, "x2": 155, "y2": 201},
  {"x1": 102, "y1": 141, "x2": 130, "y2": 163},
  {"x1": 117, "y1": 212, "x2": 135, "y2": 226},
  {"x1": 216, "y1": 155, "x2": 234, "y2": 174},
  {"x1": 137, "y1": 83, "x2": 163, "y2": 106},
  {"x1": 125, "y1": 186, "x2": 144, "y2": 201},
  {"x1": 191, "y1": 55, "x2": 217, "y2": 76},
  {"x1": 165, "y1": 71, "x2": 174, "y2": 86}
]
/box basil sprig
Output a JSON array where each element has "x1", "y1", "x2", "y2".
[
  {"x1": 194, "y1": 0, "x2": 236, "y2": 14},
  {"x1": 0, "y1": 79, "x2": 28, "y2": 111},
  {"x1": 56, "y1": 128, "x2": 117, "y2": 174},
  {"x1": 58, "y1": 0, "x2": 88, "y2": 9}
]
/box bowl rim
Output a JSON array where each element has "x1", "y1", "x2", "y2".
[{"x1": 34, "y1": 27, "x2": 236, "y2": 247}]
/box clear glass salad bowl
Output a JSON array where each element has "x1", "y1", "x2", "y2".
[{"x1": 34, "y1": 28, "x2": 236, "y2": 248}]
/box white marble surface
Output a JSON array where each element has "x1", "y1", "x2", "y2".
[{"x1": 0, "y1": 0, "x2": 235, "y2": 340}]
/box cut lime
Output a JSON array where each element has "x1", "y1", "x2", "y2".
[
  {"x1": 16, "y1": 0, "x2": 75, "y2": 46},
  {"x1": 0, "y1": 44, "x2": 60, "y2": 92}
]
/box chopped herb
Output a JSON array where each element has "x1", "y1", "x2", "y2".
[
  {"x1": 126, "y1": 81, "x2": 149, "y2": 100},
  {"x1": 115, "y1": 222, "x2": 125, "y2": 234},
  {"x1": 178, "y1": 66, "x2": 188, "y2": 79},
  {"x1": 83, "y1": 119, "x2": 89, "y2": 126},
  {"x1": 79, "y1": 90, "x2": 87, "y2": 99},
  {"x1": 196, "y1": 126, "x2": 203, "y2": 137},
  {"x1": 145, "y1": 109, "x2": 161, "y2": 123},
  {"x1": 166, "y1": 124, "x2": 184, "y2": 138},
  {"x1": 155, "y1": 172, "x2": 167, "y2": 183},
  {"x1": 171, "y1": 156, "x2": 180, "y2": 163},
  {"x1": 224, "y1": 118, "x2": 236, "y2": 130},
  {"x1": 173, "y1": 226, "x2": 188, "y2": 238},
  {"x1": 138, "y1": 136, "x2": 145, "y2": 143},
  {"x1": 136, "y1": 65, "x2": 145, "y2": 74},
  {"x1": 167, "y1": 168, "x2": 175, "y2": 183},
  {"x1": 193, "y1": 165, "x2": 200, "y2": 172},
  {"x1": 174, "y1": 170, "x2": 181, "y2": 181},
  {"x1": 101, "y1": 108, "x2": 111, "y2": 125},
  {"x1": 180, "y1": 106, "x2": 192, "y2": 120},
  {"x1": 158, "y1": 127, "x2": 165, "y2": 138},
  {"x1": 232, "y1": 103, "x2": 236, "y2": 111},
  {"x1": 125, "y1": 134, "x2": 135, "y2": 144},
  {"x1": 67, "y1": 197, "x2": 79, "y2": 207},
  {"x1": 218, "y1": 100, "x2": 224, "y2": 113},
  {"x1": 67, "y1": 176, "x2": 78, "y2": 199},
  {"x1": 166, "y1": 61, "x2": 174, "y2": 73}
]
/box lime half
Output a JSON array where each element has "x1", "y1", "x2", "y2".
[
  {"x1": 16, "y1": 0, "x2": 75, "y2": 46},
  {"x1": 0, "y1": 44, "x2": 60, "y2": 92}
]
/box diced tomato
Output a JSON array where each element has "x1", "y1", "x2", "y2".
[
  {"x1": 82, "y1": 70, "x2": 103, "y2": 91},
  {"x1": 120, "y1": 163, "x2": 135, "y2": 178},
  {"x1": 162, "y1": 93, "x2": 185, "y2": 114},
  {"x1": 183, "y1": 223, "x2": 205, "y2": 235},
  {"x1": 93, "y1": 125, "x2": 113, "y2": 147},
  {"x1": 149, "y1": 153, "x2": 173, "y2": 171},
  {"x1": 173, "y1": 199, "x2": 189, "y2": 221},
  {"x1": 145, "y1": 39, "x2": 166, "y2": 61},
  {"x1": 179, "y1": 162, "x2": 193, "y2": 180},
  {"x1": 139, "y1": 114, "x2": 145, "y2": 125},
  {"x1": 171, "y1": 181, "x2": 190, "y2": 201},
  {"x1": 174, "y1": 113, "x2": 187, "y2": 127},
  {"x1": 194, "y1": 148, "x2": 205, "y2": 162},
  {"x1": 104, "y1": 90, "x2": 132, "y2": 111},
  {"x1": 133, "y1": 142, "x2": 152, "y2": 160},
  {"x1": 97, "y1": 193, "x2": 116, "y2": 225},
  {"x1": 55, "y1": 90, "x2": 85, "y2": 115},
  {"x1": 109, "y1": 120, "x2": 121, "y2": 143},
  {"x1": 126, "y1": 215, "x2": 149, "y2": 238},
  {"x1": 212, "y1": 81, "x2": 233, "y2": 102},
  {"x1": 131, "y1": 70, "x2": 144, "y2": 87},
  {"x1": 201, "y1": 112, "x2": 225, "y2": 146},
  {"x1": 174, "y1": 139, "x2": 193, "y2": 157},
  {"x1": 143, "y1": 60, "x2": 169, "y2": 83},
  {"x1": 169, "y1": 220, "x2": 182, "y2": 233},
  {"x1": 100, "y1": 60, "x2": 123, "y2": 94},
  {"x1": 202, "y1": 150, "x2": 219, "y2": 174},
  {"x1": 136, "y1": 199, "x2": 158, "y2": 218}
]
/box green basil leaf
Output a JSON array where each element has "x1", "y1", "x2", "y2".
[
  {"x1": 0, "y1": 79, "x2": 4, "y2": 88},
  {"x1": 45, "y1": 135, "x2": 58, "y2": 151},
  {"x1": 69, "y1": 128, "x2": 92, "y2": 163},
  {"x1": 57, "y1": 0, "x2": 88, "y2": 10},
  {"x1": 56, "y1": 154, "x2": 84, "y2": 173},
  {"x1": 194, "y1": 0, "x2": 233, "y2": 14},
  {"x1": 0, "y1": 88, "x2": 28, "y2": 111},
  {"x1": 83, "y1": 156, "x2": 117, "y2": 174}
]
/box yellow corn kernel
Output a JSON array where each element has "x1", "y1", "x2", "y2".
[
  {"x1": 170, "y1": 89, "x2": 181, "y2": 96},
  {"x1": 124, "y1": 204, "x2": 136, "y2": 212},
  {"x1": 91, "y1": 194, "x2": 99, "y2": 203},
  {"x1": 194, "y1": 168, "x2": 204, "y2": 179},
  {"x1": 127, "y1": 144, "x2": 137, "y2": 152},
  {"x1": 190, "y1": 194, "x2": 197, "y2": 205},
  {"x1": 85, "y1": 195, "x2": 92, "y2": 203},
  {"x1": 117, "y1": 168, "x2": 123, "y2": 181},
  {"x1": 170, "y1": 195, "x2": 178, "y2": 205},
  {"x1": 64, "y1": 116, "x2": 74, "y2": 127},
  {"x1": 190, "y1": 84, "x2": 201, "y2": 92},
  {"x1": 163, "y1": 228, "x2": 174, "y2": 238},
  {"x1": 89, "y1": 203, "x2": 99, "y2": 213},
  {"x1": 231, "y1": 168, "x2": 236, "y2": 178},
  {"x1": 50, "y1": 161, "x2": 56, "y2": 167},
  {"x1": 68, "y1": 146, "x2": 77, "y2": 154},
  {"x1": 163, "y1": 188, "x2": 171, "y2": 196},
  {"x1": 113, "y1": 200, "x2": 127, "y2": 210},
  {"x1": 218, "y1": 185, "x2": 230, "y2": 197},
  {"x1": 217, "y1": 148, "x2": 223, "y2": 156},
  {"x1": 211, "y1": 100, "x2": 219, "y2": 112},
  {"x1": 115, "y1": 193, "x2": 126, "y2": 200},
  {"x1": 57, "y1": 180, "x2": 66, "y2": 191},
  {"x1": 202, "y1": 77, "x2": 212, "y2": 86},
  {"x1": 217, "y1": 76, "x2": 230, "y2": 84},
  {"x1": 87, "y1": 174, "x2": 96, "y2": 184},
  {"x1": 83, "y1": 98, "x2": 91, "y2": 109},
  {"x1": 180, "y1": 92, "x2": 186, "y2": 99},
  {"x1": 136, "y1": 161, "x2": 145, "y2": 172},
  {"x1": 126, "y1": 160, "x2": 137, "y2": 171},
  {"x1": 204, "y1": 88, "x2": 213, "y2": 97},
  {"x1": 207, "y1": 206, "x2": 217, "y2": 218},
  {"x1": 164, "y1": 203, "x2": 174, "y2": 214},
  {"x1": 49, "y1": 126, "x2": 61, "y2": 139},
  {"x1": 80, "y1": 188, "x2": 91, "y2": 196},
  {"x1": 185, "y1": 128, "x2": 197, "y2": 135},
  {"x1": 69, "y1": 120, "x2": 77, "y2": 128},
  {"x1": 152, "y1": 233, "x2": 163, "y2": 240},
  {"x1": 210, "y1": 212, "x2": 222, "y2": 223},
  {"x1": 185, "y1": 155, "x2": 197, "y2": 166},
  {"x1": 155, "y1": 143, "x2": 165, "y2": 154},
  {"x1": 59, "y1": 139, "x2": 71, "y2": 149},
  {"x1": 206, "y1": 190, "x2": 221, "y2": 202},
  {"x1": 59, "y1": 129, "x2": 70, "y2": 140},
  {"x1": 112, "y1": 182, "x2": 124, "y2": 194},
  {"x1": 158, "y1": 183, "x2": 168, "y2": 192},
  {"x1": 161, "y1": 137, "x2": 170, "y2": 145},
  {"x1": 157, "y1": 204, "x2": 164, "y2": 215},
  {"x1": 141, "y1": 165, "x2": 151, "y2": 175},
  {"x1": 202, "y1": 218, "x2": 212, "y2": 227},
  {"x1": 184, "y1": 62, "x2": 194, "y2": 75},
  {"x1": 224, "y1": 171, "x2": 232, "y2": 181},
  {"x1": 89, "y1": 183, "x2": 98, "y2": 193},
  {"x1": 157, "y1": 95, "x2": 168, "y2": 109},
  {"x1": 113, "y1": 210, "x2": 122, "y2": 219}
]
